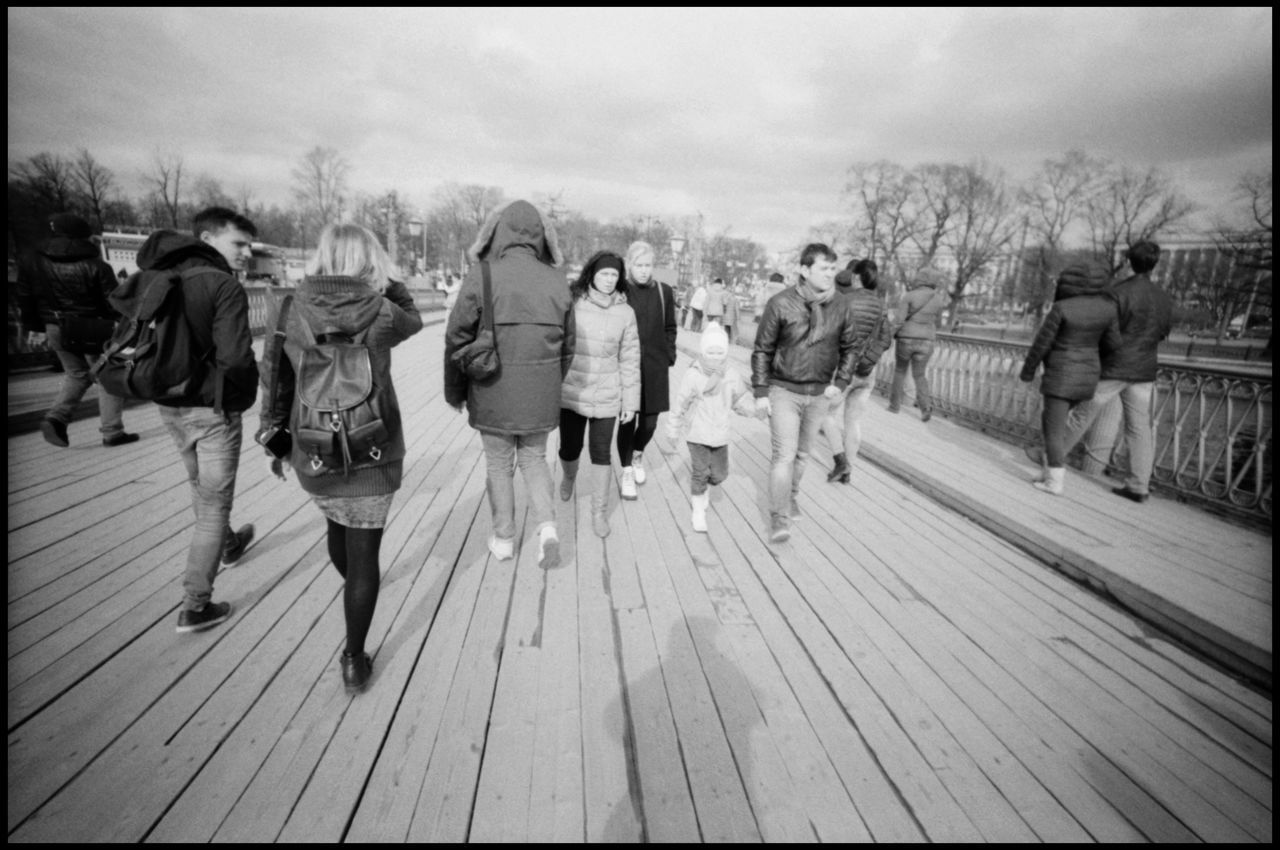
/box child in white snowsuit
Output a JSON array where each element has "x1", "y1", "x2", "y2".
[{"x1": 667, "y1": 323, "x2": 756, "y2": 532}]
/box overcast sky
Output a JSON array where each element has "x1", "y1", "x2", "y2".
[{"x1": 7, "y1": 7, "x2": 1273, "y2": 254}]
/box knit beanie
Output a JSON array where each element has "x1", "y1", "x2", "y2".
[
  {"x1": 700, "y1": 321, "x2": 728, "y2": 360},
  {"x1": 48, "y1": 213, "x2": 92, "y2": 239},
  {"x1": 595, "y1": 255, "x2": 624, "y2": 276}
]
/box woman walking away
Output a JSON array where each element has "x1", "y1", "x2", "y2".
[
  {"x1": 444, "y1": 200, "x2": 574, "y2": 568},
  {"x1": 559, "y1": 251, "x2": 640, "y2": 538},
  {"x1": 1019, "y1": 260, "x2": 1121, "y2": 495},
  {"x1": 260, "y1": 223, "x2": 423, "y2": 694},
  {"x1": 615, "y1": 240, "x2": 677, "y2": 500},
  {"x1": 888, "y1": 266, "x2": 950, "y2": 421},
  {"x1": 667, "y1": 323, "x2": 756, "y2": 532}
]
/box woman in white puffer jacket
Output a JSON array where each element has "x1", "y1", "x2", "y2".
[{"x1": 558, "y1": 250, "x2": 640, "y2": 538}]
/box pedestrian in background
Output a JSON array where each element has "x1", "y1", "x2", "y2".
[
  {"x1": 615, "y1": 240, "x2": 676, "y2": 500},
  {"x1": 17, "y1": 213, "x2": 139, "y2": 448},
  {"x1": 888, "y1": 265, "x2": 950, "y2": 422},
  {"x1": 558, "y1": 250, "x2": 640, "y2": 538},
  {"x1": 1020, "y1": 260, "x2": 1122, "y2": 496},
  {"x1": 261, "y1": 223, "x2": 422, "y2": 693},
  {"x1": 445, "y1": 200, "x2": 574, "y2": 568}
]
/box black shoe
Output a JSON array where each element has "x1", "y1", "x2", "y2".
[
  {"x1": 341, "y1": 651, "x2": 373, "y2": 694},
  {"x1": 102, "y1": 432, "x2": 140, "y2": 447},
  {"x1": 1112, "y1": 486, "x2": 1149, "y2": 503},
  {"x1": 921, "y1": 409, "x2": 932, "y2": 423},
  {"x1": 827, "y1": 453, "x2": 850, "y2": 483},
  {"x1": 40, "y1": 419, "x2": 69, "y2": 447},
  {"x1": 176, "y1": 600, "x2": 232, "y2": 633},
  {"x1": 221, "y1": 524, "x2": 255, "y2": 565},
  {"x1": 887, "y1": 405, "x2": 900, "y2": 414}
]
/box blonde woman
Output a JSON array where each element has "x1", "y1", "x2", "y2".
[{"x1": 260, "y1": 223, "x2": 423, "y2": 694}]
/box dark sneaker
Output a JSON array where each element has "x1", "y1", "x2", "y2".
[
  {"x1": 102, "y1": 432, "x2": 140, "y2": 447},
  {"x1": 40, "y1": 419, "x2": 69, "y2": 448},
  {"x1": 887, "y1": 405, "x2": 900, "y2": 414},
  {"x1": 1112, "y1": 486, "x2": 1149, "y2": 504},
  {"x1": 769, "y1": 516, "x2": 791, "y2": 543},
  {"x1": 221, "y1": 524, "x2": 255, "y2": 565},
  {"x1": 176, "y1": 600, "x2": 232, "y2": 633},
  {"x1": 920, "y1": 409, "x2": 932, "y2": 423},
  {"x1": 341, "y1": 651, "x2": 373, "y2": 694}
]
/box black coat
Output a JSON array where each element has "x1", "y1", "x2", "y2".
[
  {"x1": 1102, "y1": 273, "x2": 1173, "y2": 382},
  {"x1": 625, "y1": 281, "x2": 677, "y2": 412},
  {"x1": 17, "y1": 237, "x2": 118, "y2": 329},
  {"x1": 1021, "y1": 276, "x2": 1123, "y2": 401}
]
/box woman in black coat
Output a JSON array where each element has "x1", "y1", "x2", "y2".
[
  {"x1": 1020, "y1": 260, "x2": 1122, "y2": 495},
  {"x1": 615, "y1": 240, "x2": 677, "y2": 499}
]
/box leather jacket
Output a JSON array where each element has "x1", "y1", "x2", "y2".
[
  {"x1": 17, "y1": 237, "x2": 118, "y2": 329},
  {"x1": 751, "y1": 286, "x2": 858, "y2": 396}
]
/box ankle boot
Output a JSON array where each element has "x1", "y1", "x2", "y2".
[
  {"x1": 1033, "y1": 467, "x2": 1065, "y2": 495},
  {"x1": 559, "y1": 458, "x2": 579, "y2": 501},
  {"x1": 690, "y1": 492, "x2": 709, "y2": 533},
  {"x1": 590, "y1": 464, "x2": 611, "y2": 538},
  {"x1": 826, "y1": 452, "x2": 850, "y2": 483}
]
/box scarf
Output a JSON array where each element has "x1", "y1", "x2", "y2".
[
  {"x1": 796, "y1": 278, "x2": 836, "y2": 346},
  {"x1": 696, "y1": 355, "x2": 727, "y2": 396}
]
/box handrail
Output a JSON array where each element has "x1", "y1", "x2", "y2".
[{"x1": 874, "y1": 332, "x2": 1272, "y2": 524}]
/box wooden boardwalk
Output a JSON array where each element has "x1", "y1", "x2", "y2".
[{"x1": 7, "y1": 324, "x2": 1272, "y2": 842}]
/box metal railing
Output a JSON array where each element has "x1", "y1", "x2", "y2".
[{"x1": 873, "y1": 333, "x2": 1273, "y2": 524}]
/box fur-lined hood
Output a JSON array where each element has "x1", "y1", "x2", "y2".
[{"x1": 467, "y1": 199, "x2": 564, "y2": 267}]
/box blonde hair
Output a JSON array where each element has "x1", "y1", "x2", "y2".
[
  {"x1": 625, "y1": 240, "x2": 655, "y2": 267},
  {"x1": 306, "y1": 223, "x2": 393, "y2": 293}
]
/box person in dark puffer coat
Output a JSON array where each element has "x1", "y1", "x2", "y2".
[{"x1": 1020, "y1": 260, "x2": 1123, "y2": 495}]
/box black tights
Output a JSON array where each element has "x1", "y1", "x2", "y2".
[
  {"x1": 326, "y1": 519, "x2": 383, "y2": 658},
  {"x1": 616, "y1": 412, "x2": 660, "y2": 465}
]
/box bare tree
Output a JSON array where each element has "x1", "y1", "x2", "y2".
[
  {"x1": 71, "y1": 149, "x2": 117, "y2": 231},
  {"x1": 1204, "y1": 168, "x2": 1274, "y2": 343},
  {"x1": 1020, "y1": 150, "x2": 1107, "y2": 315},
  {"x1": 844, "y1": 160, "x2": 918, "y2": 294},
  {"x1": 291, "y1": 146, "x2": 350, "y2": 238},
  {"x1": 910, "y1": 162, "x2": 962, "y2": 263},
  {"x1": 10, "y1": 152, "x2": 77, "y2": 212},
  {"x1": 145, "y1": 149, "x2": 185, "y2": 228},
  {"x1": 1085, "y1": 164, "x2": 1197, "y2": 272},
  {"x1": 190, "y1": 173, "x2": 236, "y2": 214},
  {"x1": 939, "y1": 160, "x2": 1022, "y2": 326}
]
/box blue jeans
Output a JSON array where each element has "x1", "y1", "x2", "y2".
[
  {"x1": 44, "y1": 322, "x2": 126, "y2": 437},
  {"x1": 160, "y1": 407, "x2": 243, "y2": 611},
  {"x1": 767, "y1": 386, "x2": 827, "y2": 520},
  {"x1": 890, "y1": 338, "x2": 934, "y2": 412},
  {"x1": 1065, "y1": 380, "x2": 1157, "y2": 494},
  {"x1": 481, "y1": 431, "x2": 555, "y2": 541},
  {"x1": 822, "y1": 376, "x2": 875, "y2": 460}
]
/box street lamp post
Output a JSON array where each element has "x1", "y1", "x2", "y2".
[
  {"x1": 669, "y1": 235, "x2": 686, "y2": 290},
  {"x1": 407, "y1": 219, "x2": 423, "y2": 276}
]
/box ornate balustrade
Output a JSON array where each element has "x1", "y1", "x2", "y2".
[{"x1": 873, "y1": 334, "x2": 1273, "y2": 524}]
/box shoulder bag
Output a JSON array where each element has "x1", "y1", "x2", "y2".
[{"x1": 449, "y1": 261, "x2": 501, "y2": 381}]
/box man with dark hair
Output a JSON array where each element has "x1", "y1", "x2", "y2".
[
  {"x1": 113, "y1": 207, "x2": 260, "y2": 633},
  {"x1": 1029, "y1": 240, "x2": 1172, "y2": 503},
  {"x1": 17, "y1": 212, "x2": 140, "y2": 448},
  {"x1": 752, "y1": 243, "x2": 860, "y2": 542}
]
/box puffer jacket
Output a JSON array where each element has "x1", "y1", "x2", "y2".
[
  {"x1": 1021, "y1": 264, "x2": 1123, "y2": 401},
  {"x1": 17, "y1": 236, "x2": 118, "y2": 329},
  {"x1": 895, "y1": 269, "x2": 949, "y2": 340},
  {"x1": 260, "y1": 275, "x2": 422, "y2": 496},
  {"x1": 751, "y1": 286, "x2": 857, "y2": 397},
  {"x1": 1101, "y1": 273, "x2": 1173, "y2": 382},
  {"x1": 561, "y1": 288, "x2": 641, "y2": 417},
  {"x1": 117, "y1": 231, "x2": 259, "y2": 412},
  {"x1": 444, "y1": 200, "x2": 576, "y2": 436},
  {"x1": 842, "y1": 288, "x2": 893, "y2": 377},
  {"x1": 668, "y1": 363, "x2": 754, "y2": 448}
]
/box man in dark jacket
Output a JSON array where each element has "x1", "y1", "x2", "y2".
[
  {"x1": 118, "y1": 207, "x2": 260, "y2": 633},
  {"x1": 444, "y1": 199, "x2": 575, "y2": 569},
  {"x1": 822, "y1": 259, "x2": 893, "y2": 483},
  {"x1": 1060, "y1": 241, "x2": 1172, "y2": 502},
  {"x1": 17, "y1": 213, "x2": 139, "y2": 448},
  {"x1": 752, "y1": 243, "x2": 859, "y2": 543}
]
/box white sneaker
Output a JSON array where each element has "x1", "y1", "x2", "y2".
[
  {"x1": 632, "y1": 454, "x2": 646, "y2": 485},
  {"x1": 538, "y1": 525, "x2": 560, "y2": 569},
  {"x1": 690, "y1": 493, "x2": 709, "y2": 533},
  {"x1": 488, "y1": 535, "x2": 514, "y2": 560},
  {"x1": 620, "y1": 467, "x2": 637, "y2": 500}
]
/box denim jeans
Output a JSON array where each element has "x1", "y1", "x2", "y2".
[
  {"x1": 889, "y1": 338, "x2": 934, "y2": 412},
  {"x1": 822, "y1": 376, "x2": 875, "y2": 460},
  {"x1": 44, "y1": 322, "x2": 126, "y2": 437},
  {"x1": 160, "y1": 407, "x2": 243, "y2": 611},
  {"x1": 767, "y1": 385, "x2": 827, "y2": 520},
  {"x1": 481, "y1": 431, "x2": 555, "y2": 541},
  {"x1": 1065, "y1": 380, "x2": 1157, "y2": 494}
]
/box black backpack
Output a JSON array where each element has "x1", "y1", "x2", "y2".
[
  {"x1": 292, "y1": 314, "x2": 391, "y2": 478},
  {"x1": 91, "y1": 266, "x2": 217, "y2": 404}
]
